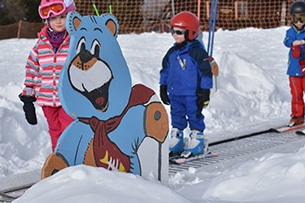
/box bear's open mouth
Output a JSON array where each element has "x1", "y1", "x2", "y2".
[{"x1": 82, "y1": 80, "x2": 111, "y2": 112}]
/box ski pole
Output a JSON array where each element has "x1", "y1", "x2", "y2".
[
  {"x1": 207, "y1": 0, "x2": 219, "y2": 92},
  {"x1": 207, "y1": 0, "x2": 213, "y2": 54},
  {"x1": 210, "y1": 0, "x2": 218, "y2": 56},
  {"x1": 208, "y1": 0, "x2": 218, "y2": 56},
  {"x1": 91, "y1": 0, "x2": 100, "y2": 16}
]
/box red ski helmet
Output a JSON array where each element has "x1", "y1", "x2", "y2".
[{"x1": 170, "y1": 11, "x2": 200, "y2": 41}]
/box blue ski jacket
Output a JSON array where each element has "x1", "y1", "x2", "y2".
[
  {"x1": 160, "y1": 40, "x2": 212, "y2": 96},
  {"x1": 283, "y1": 26, "x2": 305, "y2": 76}
]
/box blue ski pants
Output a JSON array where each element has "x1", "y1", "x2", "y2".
[{"x1": 168, "y1": 94, "x2": 205, "y2": 131}]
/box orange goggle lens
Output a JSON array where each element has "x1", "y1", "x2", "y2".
[
  {"x1": 40, "y1": 3, "x2": 65, "y2": 18},
  {"x1": 292, "y1": 15, "x2": 305, "y2": 24}
]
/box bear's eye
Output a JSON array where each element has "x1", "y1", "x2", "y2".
[
  {"x1": 76, "y1": 37, "x2": 86, "y2": 55},
  {"x1": 91, "y1": 40, "x2": 100, "y2": 58}
]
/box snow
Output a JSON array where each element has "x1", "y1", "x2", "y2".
[{"x1": 0, "y1": 26, "x2": 305, "y2": 202}]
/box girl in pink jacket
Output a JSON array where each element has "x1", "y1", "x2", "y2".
[{"x1": 19, "y1": 0, "x2": 76, "y2": 151}]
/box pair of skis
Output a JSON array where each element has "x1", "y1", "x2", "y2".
[
  {"x1": 169, "y1": 141, "x2": 218, "y2": 165},
  {"x1": 169, "y1": 151, "x2": 218, "y2": 165},
  {"x1": 170, "y1": 122, "x2": 305, "y2": 165}
]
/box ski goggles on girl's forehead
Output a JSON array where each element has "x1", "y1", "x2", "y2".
[
  {"x1": 291, "y1": 14, "x2": 305, "y2": 24},
  {"x1": 39, "y1": 2, "x2": 66, "y2": 19}
]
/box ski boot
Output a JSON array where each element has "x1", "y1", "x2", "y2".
[
  {"x1": 288, "y1": 116, "x2": 304, "y2": 127},
  {"x1": 169, "y1": 128, "x2": 184, "y2": 155},
  {"x1": 181, "y1": 130, "x2": 208, "y2": 158}
]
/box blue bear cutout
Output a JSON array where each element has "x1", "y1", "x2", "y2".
[{"x1": 41, "y1": 12, "x2": 169, "y2": 183}]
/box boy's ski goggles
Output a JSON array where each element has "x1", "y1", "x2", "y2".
[
  {"x1": 170, "y1": 29, "x2": 186, "y2": 35},
  {"x1": 291, "y1": 14, "x2": 305, "y2": 24},
  {"x1": 38, "y1": 2, "x2": 66, "y2": 19}
]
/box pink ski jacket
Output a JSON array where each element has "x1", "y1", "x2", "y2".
[{"x1": 21, "y1": 26, "x2": 70, "y2": 107}]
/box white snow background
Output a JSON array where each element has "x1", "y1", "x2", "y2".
[{"x1": 0, "y1": 26, "x2": 305, "y2": 203}]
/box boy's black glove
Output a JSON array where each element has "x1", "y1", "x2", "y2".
[
  {"x1": 18, "y1": 94, "x2": 37, "y2": 125},
  {"x1": 196, "y1": 89, "x2": 210, "y2": 117},
  {"x1": 159, "y1": 85, "x2": 170, "y2": 105}
]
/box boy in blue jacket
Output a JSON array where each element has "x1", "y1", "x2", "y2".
[
  {"x1": 284, "y1": 1, "x2": 305, "y2": 126},
  {"x1": 159, "y1": 11, "x2": 212, "y2": 157}
]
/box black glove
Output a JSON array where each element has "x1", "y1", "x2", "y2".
[
  {"x1": 159, "y1": 85, "x2": 170, "y2": 105},
  {"x1": 196, "y1": 89, "x2": 210, "y2": 117},
  {"x1": 19, "y1": 94, "x2": 37, "y2": 125}
]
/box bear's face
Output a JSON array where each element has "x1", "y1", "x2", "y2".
[
  {"x1": 59, "y1": 12, "x2": 132, "y2": 118},
  {"x1": 69, "y1": 35, "x2": 113, "y2": 112}
]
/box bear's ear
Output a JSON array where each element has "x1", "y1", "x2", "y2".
[
  {"x1": 100, "y1": 13, "x2": 119, "y2": 38},
  {"x1": 66, "y1": 11, "x2": 82, "y2": 34},
  {"x1": 106, "y1": 19, "x2": 117, "y2": 37}
]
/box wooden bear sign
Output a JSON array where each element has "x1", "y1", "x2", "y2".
[{"x1": 41, "y1": 12, "x2": 169, "y2": 183}]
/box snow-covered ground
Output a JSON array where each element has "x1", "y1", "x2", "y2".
[{"x1": 1, "y1": 26, "x2": 305, "y2": 202}]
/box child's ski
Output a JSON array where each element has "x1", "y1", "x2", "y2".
[
  {"x1": 271, "y1": 123, "x2": 305, "y2": 133},
  {"x1": 169, "y1": 151, "x2": 218, "y2": 165},
  {"x1": 295, "y1": 127, "x2": 305, "y2": 135}
]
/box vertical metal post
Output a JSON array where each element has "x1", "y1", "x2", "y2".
[
  {"x1": 171, "y1": 0, "x2": 175, "y2": 16},
  {"x1": 280, "y1": 1, "x2": 286, "y2": 26},
  {"x1": 17, "y1": 20, "x2": 22, "y2": 38},
  {"x1": 197, "y1": 0, "x2": 201, "y2": 20}
]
